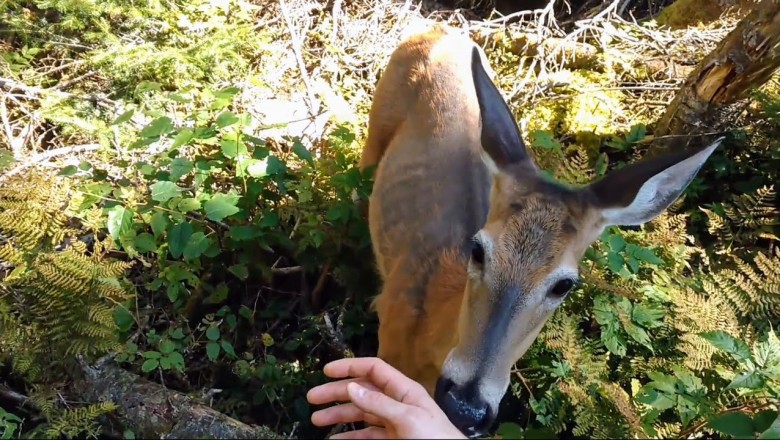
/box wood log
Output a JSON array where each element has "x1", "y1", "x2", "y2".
[
  {"x1": 75, "y1": 356, "x2": 283, "y2": 439},
  {"x1": 650, "y1": 0, "x2": 780, "y2": 156}
]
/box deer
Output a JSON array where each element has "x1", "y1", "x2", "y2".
[{"x1": 358, "y1": 23, "x2": 722, "y2": 437}]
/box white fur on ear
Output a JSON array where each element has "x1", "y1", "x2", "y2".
[
  {"x1": 478, "y1": 147, "x2": 500, "y2": 176},
  {"x1": 601, "y1": 137, "x2": 724, "y2": 226}
]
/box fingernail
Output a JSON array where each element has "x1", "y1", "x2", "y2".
[{"x1": 349, "y1": 382, "x2": 366, "y2": 398}]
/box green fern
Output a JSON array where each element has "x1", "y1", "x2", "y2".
[{"x1": 0, "y1": 174, "x2": 134, "y2": 379}]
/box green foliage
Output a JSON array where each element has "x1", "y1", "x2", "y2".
[
  {"x1": 0, "y1": 174, "x2": 134, "y2": 384},
  {"x1": 0, "y1": 407, "x2": 22, "y2": 440},
  {"x1": 2, "y1": 1, "x2": 780, "y2": 438}
]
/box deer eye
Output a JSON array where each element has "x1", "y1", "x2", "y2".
[
  {"x1": 470, "y1": 238, "x2": 485, "y2": 266},
  {"x1": 549, "y1": 278, "x2": 576, "y2": 298}
]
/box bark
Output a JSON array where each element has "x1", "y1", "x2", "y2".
[
  {"x1": 650, "y1": 0, "x2": 780, "y2": 156},
  {"x1": 74, "y1": 356, "x2": 283, "y2": 439}
]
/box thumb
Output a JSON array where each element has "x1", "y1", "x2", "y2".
[{"x1": 347, "y1": 381, "x2": 411, "y2": 421}]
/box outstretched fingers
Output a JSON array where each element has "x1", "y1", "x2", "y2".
[
  {"x1": 311, "y1": 402, "x2": 385, "y2": 427},
  {"x1": 345, "y1": 382, "x2": 413, "y2": 423},
  {"x1": 322, "y1": 357, "x2": 428, "y2": 405},
  {"x1": 307, "y1": 378, "x2": 382, "y2": 406}
]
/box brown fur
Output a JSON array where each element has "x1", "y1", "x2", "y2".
[
  {"x1": 361, "y1": 23, "x2": 611, "y2": 395},
  {"x1": 361, "y1": 23, "x2": 721, "y2": 436}
]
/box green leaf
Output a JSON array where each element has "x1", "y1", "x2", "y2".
[
  {"x1": 266, "y1": 155, "x2": 286, "y2": 175},
  {"x1": 496, "y1": 422, "x2": 523, "y2": 439},
  {"x1": 150, "y1": 212, "x2": 168, "y2": 238},
  {"x1": 168, "y1": 351, "x2": 185, "y2": 371},
  {"x1": 159, "y1": 340, "x2": 176, "y2": 354},
  {"x1": 133, "y1": 233, "x2": 157, "y2": 253},
  {"x1": 754, "y1": 410, "x2": 778, "y2": 434},
  {"x1": 530, "y1": 130, "x2": 560, "y2": 150},
  {"x1": 140, "y1": 116, "x2": 174, "y2": 138},
  {"x1": 216, "y1": 111, "x2": 240, "y2": 128},
  {"x1": 292, "y1": 139, "x2": 314, "y2": 165},
  {"x1": 159, "y1": 356, "x2": 172, "y2": 370},
  {"x1": 229, "y1": 225, "x2": 261, "y2": 241},
  {"x1": 624, "y1": 321, "x2": 654, "y2": 352},
  {"x1": 114, "y1": 305, "x2": 135, "y2": 332},
  {"x1": 205, "y1": 283, "x2": 229, "y2": 304},
  {"x1": 726, "y1": 371, "x2": 765, "y2": 390},
  {"x1": 177, "y1": 198, "x2": 201, "y2": 213},
  {"x1": 245, "y1": 159, "x2": 268, "y2": 178},
  {"x1": 206, "y1": 341, "x2": 220, "y2": 360},
  {"x1": 607, "y1": 234, "x2": 626, "y2": 252},
  {"x1": 631, "y1": 246, "x2": 664, "y2": 265},
  {"x1": 635, "y1": 388, "x2": 675, "y2": 411},
  {"x1": 143, "y1": 351, "x2": 161, "y2": 359},
  {"x1": 707, "y1": 412, "x2": 755, "y2": 439},
  {"x1": 171, "y1": 128, "x2": 195, "y2": 148},
  {"x1": 759, "y1": 412, "x2": 780, "y2": 439},
  {"x1": 220, "y1": 137, "x2": 247, "y2": 159},
  {"x1": 239, "y1": 305, "x2": 253, "y2": 320},
  {"x1": 150, "y1": 181, "x2": 182, "y2": 202},
  {"x1": 229, "y1": 264, "x2": 249, "y2": 280},
  {"x1": 605, "y1": 330, "x2": 627, "y2": 356},
  {"x1": 607, "y1": 252, "x2": 625, "y2": 274},
  {"x1": 183, "y1": 232, "x2": 209, "y2": 260},
  {"x1": 700, "y1": 330, "x2": 754, "y2": 364},
  {"x1": 206, "y1": 326, "x2": 220, "y2": 341},
  {"x1": 168, "y1": 221, "x2": 194, "y2": 259},
  {"x1": 169, "y1": 158, "x2": 193, "y2": 181},
  {"x1": 111, "y1": 108, "x2": 135, "y2": 125},
  {"x1": 625, "y1": 124, "x2": 647, "y2": 144},
  {"x1": 594, "y1": 152, "x2": 609, "y2": 176},
  {"x1": 141, "y1": 359, "x2": 159, "y2": 372},
  {"x1": 220, "y1": 340, "x2": 237, "y2": 357},
  {"x1": 632, "y1": 303, "x2": 665, "y2": 328},
  {"x1": 204, "y1": 193, "x2": 240, "y2": 221},
  {"x1": 646, "y1": 372, "x2": 677, "y2": 394},
  {"x1": 107, "y1": 205, "x2": 134, "y2": 241},
  {"x1": 59, "y1": 164, "x2": 79, "y2": 176}
]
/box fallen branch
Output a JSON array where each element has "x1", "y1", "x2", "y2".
[
  {"x1": 0, "y1": 144, "x2": 102, "y2": 184},
  {"x1": 271, "y1": 265, "x2": 303, "y2": 275},
  {"x1": 74, "y1": 355, "x2": 283, "y2": 439},
  {"x1": 0, "y1": 77, "x2": 116, "y2": 108}
]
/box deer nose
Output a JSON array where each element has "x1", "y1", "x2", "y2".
[{"x1": 434, "y1": 376, "x2": 495, "y2": 438}]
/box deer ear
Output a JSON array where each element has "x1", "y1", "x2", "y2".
[
  {"x1": 471, "y1": 46, "x2": 534, "y2": 174},
  {"x1": 586, "y1": 138, "x2": 723, "y2": 226}
]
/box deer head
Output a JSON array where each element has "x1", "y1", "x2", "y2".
[{"x1": 433, "y1": 47, "x2": 722, "y2": 437}]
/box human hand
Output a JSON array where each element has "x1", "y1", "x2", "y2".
[{"x1": 306, "y1": 357, "x2": 468, "y2": 439}]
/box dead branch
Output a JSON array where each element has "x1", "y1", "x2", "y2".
[
  {"x1": 0, "y1": 77, "x2": 116, "y2": 108},
  {"x1": 0, "y1": 144, "x2": 102, "y2": 184},
  {"x1": 74, "y1": 355, "x2": 283, "y2": 439}
]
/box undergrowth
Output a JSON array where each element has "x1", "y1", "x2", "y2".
[{"x1": 1, "y1": 0, "x2": 780, "y2": 439}]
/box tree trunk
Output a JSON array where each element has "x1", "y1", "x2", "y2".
[
  {"x1": 650, "y1": 0, "x2": 780, "y2": 156},
  {"x1": 75, "y1": 356, "x2": 282, "y2": 439}
]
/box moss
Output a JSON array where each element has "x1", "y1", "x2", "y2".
[
  {"x1": 655, "y1": 0, "x2": 758, "y2": 29},
  {"x1": 523, "y1": 69, "x2": 626, "y2": 145}
]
